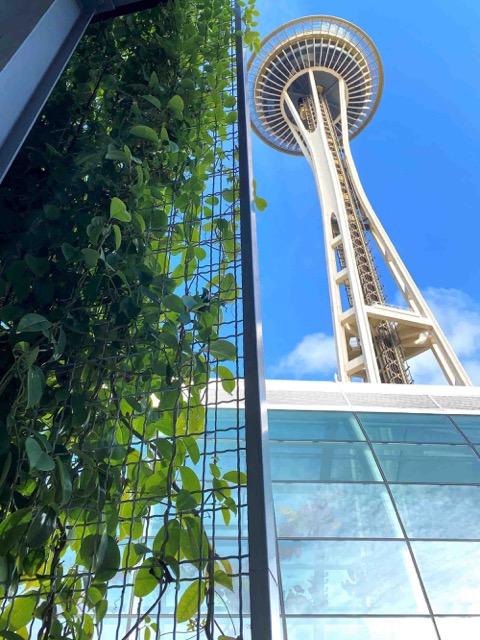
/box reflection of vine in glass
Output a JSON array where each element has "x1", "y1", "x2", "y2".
[
  {"x1": 277, "y1": 498, "x2": 341, "y2": 537},
  {"x1": 341, "y1": 554, "x2": 385, "y2": 610}
]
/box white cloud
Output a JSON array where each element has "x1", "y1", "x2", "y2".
[
  {"x1": 270, "y1": 287, "x2": 480, "y2": 384},
  {"x1": 270, "y1": 332, "x2": 337, "y2": 379},
  {"x1": 409, "y1": 287, "x2": 480, "y2": 385}
]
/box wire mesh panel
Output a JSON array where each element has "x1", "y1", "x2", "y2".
[{"x1": 0, "y1": 1, "x2": 262, "y2": 638}]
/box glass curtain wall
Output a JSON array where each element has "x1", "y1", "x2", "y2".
[{"x1": 268, "y1": 409, "x2": 480, "y2": 640}]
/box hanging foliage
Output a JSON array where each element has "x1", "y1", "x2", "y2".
[{"x1": 0, "y1": 0, "x2": 260, "y2": 638}]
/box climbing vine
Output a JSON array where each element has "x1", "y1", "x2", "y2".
[{"x1": 0, "y1": 0, "x2": 260, "y2": 638}]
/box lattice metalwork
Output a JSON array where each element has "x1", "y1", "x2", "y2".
[{"x1": 312, "y1": 91, "x2": 411, "y2": 384}]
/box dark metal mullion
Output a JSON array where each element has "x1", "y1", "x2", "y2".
[
  {"x1": 276, "y1": 535, "x2": 480, "y2": 542},
  {"x1": 235, "y1": 4, "x2": 283, "y2": 639},
  {"x1": 271, "y1": 479, "x2": 480, "y2": 485},
  {"x1": 352, "y1": 412, "x2": 442, "y2": 639},
  {"x1": 0, "y1": 4, "x2": 94, "y2": 183}
]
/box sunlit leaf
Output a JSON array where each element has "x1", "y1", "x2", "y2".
[{"x1": 176, "y1": 580, "x2": 205, "y2": 623}]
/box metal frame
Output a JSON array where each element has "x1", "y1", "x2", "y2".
[
  {"x1": 235, "y1": 4, "x2": 283, "y2": 639},
  {"x1": 0, "y1": 0, "x2": 164, "y2": 183}
]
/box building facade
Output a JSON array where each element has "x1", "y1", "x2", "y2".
[{"x1": 216, "y1": 380, "x2": 480, "y2": 639}]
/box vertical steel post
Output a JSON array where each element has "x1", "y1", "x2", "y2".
[{"x1": 235, "y1": 4, "x2": 283, "y2": 639}]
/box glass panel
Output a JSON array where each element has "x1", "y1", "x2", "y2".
[
  {"x1": 207, "y1": 409, "x2": 245, "y2": 439},
  {"x1": 450, "y1": 415, "x2": 480, "y2": 444},
  {"x1": 279, "y1": 540, "x2": 428, "y2": 614},
  {"x1": 270, "y1": 442, "x2": 381, "y2": 481},
  {"x1": 391, "y1": 484, "x2": 480, "y2": 539},
  {"x1": 274, "y1": 483, "x2": 402, "y2": 538},
  {"x1": 358, "y1": 412, "x2": 464, "y2": 443},
  {"x1": 435, "y1": 617, "x2": 480, "y2": 640},
  {"x1": 373, "y1": 443, "x2": 480, "y2": 483},
  {"x1": 268, "y1": 410, "x2": 364, "y2": 441},
  {"x1": 285, "y1": 617, "x2": 438, "y2": 640},
  {"x1": 412, "y1": 541, "x2": 480, "y2": 613}
]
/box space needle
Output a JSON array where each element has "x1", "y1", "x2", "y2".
[{"x1": 249, "y1": 16, "x2": 470, "y2": 385}]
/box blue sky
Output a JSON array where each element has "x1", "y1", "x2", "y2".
[{"x1": 250, "y1": 0, "x2": 480, "y2": 384}]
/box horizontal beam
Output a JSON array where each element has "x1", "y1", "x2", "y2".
[{"x1": 366, "y1": 304, "x2": 433, "y2": 330}]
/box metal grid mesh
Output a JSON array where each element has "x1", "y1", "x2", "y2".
[{"x1": 0, "y1": 3, "x2": 251, "y2": 639}]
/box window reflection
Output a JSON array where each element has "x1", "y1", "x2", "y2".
[
  {"x1": 270, "y1": 442, "x2": 381, "y2": 481},
  {"x1": 373, "y1": 443, "x2": 480, "y2": 483},
  {"x1": 358, "y1": 412, "x2": 464, "y2": 443},
  {"x1": 279, "y1": 540, "x2": 428, "y2": 614},
  {"x1": 391, "y1": 484, "x2": 480, "y2": 539},
  {"x1": 285, "y1": 617, "x2": 438, "y2": 640},
  {"x1": 413, "y1": 541, "x2": 480, "y2": 613},
  {"x1": 274, "y1": 483, "x2": 402, "y2": 538},
  {"x1": 269, "y1": 411, "x2": 364, "y2": 441},
  {"x1": 450, "y1": 415, "x2": 480, "y2": 444}
]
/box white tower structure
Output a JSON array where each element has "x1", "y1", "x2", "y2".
[{"x1": 249, "y1": 16, "x2": 471, "y2": 386}]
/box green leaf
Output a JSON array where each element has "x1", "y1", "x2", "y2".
[
  {"x1": 110, "y1": 197, "x2": 131, "y2": 222},
  {"x1": 0, "y1": 451, "x2": 11, "y2": 492},
  {"x1": 133, "y1": 213, "x2": 146, "y2": 233},
  {"x1": 226, "y1": 111, "x2": 238, "y2": 124},
  {"x1": 17, "y1": 313, "x2": 51, "y2": 333},
  {"x1": 25, "y1": 506, "x2": 56, "y2": 548},
  {"x1": 218, "y1": 366, "x2": 235, "y2": 394},
  {"x1": 134, "y1": 559, "x2": 161, "y2": 597},
  {"x1": 95, "y1": 533, "x2": 120, "y2": 582},
  {"x1": 26, "y1": 366, "x2": 45, "y2": 408},
  {"x1": 133, "y1": 543, "x2": 151, "y2": 556},
  {"x1": 176, "y1": 580, "x2": 205, "y2": 623},
  {"x1": 95, "y1": 600, "x2": 108, "y2": 624},
  {"x1": 49, "y1": 328, "x2": 66, "y2": 362},
  {"x1": 152, "y1": 519, "x2": 180, "y2": 558},
  {"x1": 223, "y1": 470, "x2": 247, "y2": 485},
  {"x1": 25, "y1": 436, "x2": 54, "y2": 472},
  {"x1": 167, "y1": 95, "x2": 184, "y2": 114},
  {"x1": 179, "y1": 466, "x2": 201, "y2": 495},
  {"x1": 142, "y1": 94, "x2": 163, "y2": 110},
  {"x1": 208, "y1": 339, "x2": 236, "y2": 361},
  {"x1": 25, "y1": 255, "x2": 50, "y2": 277},
  {"x1": 57, "y1": 457, "x2": 73, "y2": 505},
  {"x1": 0, "y1": 630, "x2": 25, "y2": 640},
  {"x1": 176, "y1": 489, "x2": 197, "y2": 512},
  {"x1": 183, "y1": 436, "x2": 200, "y2": 465},
  {"x1": 113, "y1": 224, "x2": 122, "y2": 250},
  {"x1": 129, "y1": 125, "x2": 159, "y2": 145},
  {"x1": 163, "y1": 293, "x2": 185, "y2": 314},
  {"x1": 105, "y1": 149, "x2": 128, "y2": 162},
  {"x1": 61, "y1": 242, "x2": 82, "y2": 262},
  {"x1": 0, "y1": 509, "x2": 31, "y2": 554},
  {"x1": 209, "y1": 463, "x2": 221, "y2": 479},
  {"x1": 222, "y1": 189, "x2": 234, "y2": 203},
  {"x1": 213, "y1": 569, "x2": 233, "y2": 591},
  {"x1": 1, "y1": 594, "x2": 36, "y2": 631},
  {"x1": 81, "y1": 248, "x2": 99, "y2": 268},
  {"x1": 254, "y1": 195, "x2": 267, "y2": 211}
]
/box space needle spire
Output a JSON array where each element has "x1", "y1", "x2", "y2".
[{"x1": 249, "y1": 16, "x2": 471, "y2": 385}]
